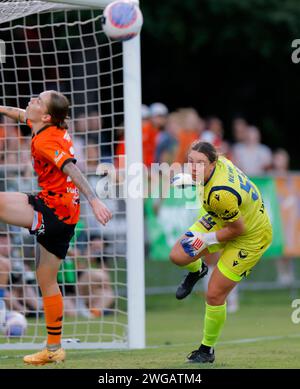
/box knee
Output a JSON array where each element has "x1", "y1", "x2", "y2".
[
  {"x1": 206, "y1": 290, "x2": 226, "y2": 306},
  {"x1": 169, "y1": 248, "x2": 183, "y2": 266}
]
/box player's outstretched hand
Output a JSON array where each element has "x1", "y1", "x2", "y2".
[{"x1": 90, "y1": 198, "x2": 112, "y2": 226}]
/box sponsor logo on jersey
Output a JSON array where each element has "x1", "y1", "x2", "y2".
[
  {"x1": 238, "y1": 249, "x2": 248, "y2": 259},
  {"x1": 54, "y1": 151, "x2": 66, "y2": 164},
  {"x1": 240, "y1": 269, "x2": 251, "y2": 278},
  {"x1": 222, "y1": 210, "x2": 239, "y2": 220},
  {"x1": 67, "y1": 187, "x2": 79, "y2": 194},
  {"x1": 63, "y1": 131, "x2": 71, "y2": 142},
  {"x1": 199, "y1": 214, "x2": 217, "y2": 231}
]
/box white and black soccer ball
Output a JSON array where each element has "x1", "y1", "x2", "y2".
[
  {"x1": 1, "y1": 311, "x2": 28, "y2": 338},
  {"x1": 102, "y1": 0, "x2": 143, "y2": 41}
]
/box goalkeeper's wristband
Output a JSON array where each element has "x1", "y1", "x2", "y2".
[{"x1": 203, "y1": 232, "x2": 219, "y2": 246}]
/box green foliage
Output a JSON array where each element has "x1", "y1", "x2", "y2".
[{"x1": 142, "y1": 0, "x2": 300, "y2": 58}]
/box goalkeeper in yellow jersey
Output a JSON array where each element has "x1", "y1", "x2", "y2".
[{"x1": 170, "y1": 141, "x2": 272, "y2": 364}]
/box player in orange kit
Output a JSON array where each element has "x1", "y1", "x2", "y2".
[{"x1": 0, "y1": 90, "x2": 112, "y2": 365}]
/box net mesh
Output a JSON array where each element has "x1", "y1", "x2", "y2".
[
  {"x1": 0, "y1": 4, "x2": 128, "y2": 348},
  {"x1": 0, "y1": 1, "x2": 75, "y2": 24}
]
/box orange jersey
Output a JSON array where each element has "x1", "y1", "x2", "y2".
[{"x1": 29, "y1": 122, "x2": 80, "y2": 224}]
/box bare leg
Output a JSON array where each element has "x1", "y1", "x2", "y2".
[
  {"x1": 0, "y1": 192, "x2": 34, "y2": 228},
  {"x1": 206, "y1": 266, "x2": 237, "y2": 306},
  {"x1": 35, "y1": 244, "x2": 61, "y2": 297}
]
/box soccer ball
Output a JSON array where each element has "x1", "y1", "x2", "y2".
[
  {"x1": 102, "y1": 0, "x2": 143, "y2": 41},
  {"x1": 1, "y1": 311, "x2": 28, "y2": 337}
]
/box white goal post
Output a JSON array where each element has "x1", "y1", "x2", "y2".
[{"x1": 0, "y1": 0, "x2": 145, "y2": 350}]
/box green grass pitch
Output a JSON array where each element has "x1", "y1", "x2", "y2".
[{"x1": 0, "y1": 289, "x2": 299, "y2": 369}]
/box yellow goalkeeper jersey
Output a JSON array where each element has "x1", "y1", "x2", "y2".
[{"x1": 201, "y1": 156, "x2": 272, "y2": 251}]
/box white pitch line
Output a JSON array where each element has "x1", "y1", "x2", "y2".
[
  {"x1": 219, "y1": 333, "x2": 300, "y2": 345},
  {"x1": 1, "y1": 333, "x2": 300, "y2": 360}
]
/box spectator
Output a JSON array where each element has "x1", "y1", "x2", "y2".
[
  {"x1": 86, "y1": 143, "x2": 100, "y2": 173},
  {"x1": 63, "y1": 235, "x2": 115, "y2": 318},
  {"x1": 0, "y1": 228, "x2": 40, "y2": 316},
  {"x1": 204, "y1": 116, "x2": 232, "y2": 158},
  {"x1": 232, "y1": 126, "x2": 272, "y2": 175},
  {"x1": 73, "y1": 113, "x2": 88, "y2": 171},
  {"x1": 271, "y1": 149, "x2": 295, "y2": 286},
  {"x1": 0, "y1": 252, "x2": 10, "y2": 312},
  {"x1": 232, "y1": 117, "x2": 249, "y2": 143},
  {"x1": 0, "y1": 116, "x2": 20, "y2": 167},
  {"x1": 114, "y1": 124, "x2": 125, "y2": 173},
  {"x1": 272, "y1": 148, "x2": 290, "y2": 174},
  {"x1": 114, "y1": 104, "x2": 159, "y2": 170},
  {"x1": 174, "y1": 108, "x2": 203, "y2": 164},
  {"x1": 154, "y1": 112, "x2": 179, "y2": 164},
  {"x1": 206, "y1": 116, "x2": 224, "y2": 139},
  {"x1": 88, "y1": 111, "x2": 112, "y2": 164},
  {"x1": 141, "y1": 104, "x2": 150, "y2": 123},
  {"x1": 143, "y1": 102, "x2": 168, "y2": 168}
]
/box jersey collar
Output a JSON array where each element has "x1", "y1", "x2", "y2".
[
  {"x1": 32, "y1": 124, "x2": 53, "y2": 138},
  {"x1": 204, "y1": 166, "x2": 216, "y2": 186}
]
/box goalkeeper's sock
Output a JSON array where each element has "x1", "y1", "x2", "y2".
[
  {"x1": 201, "y1": 302, "x2": 227, "y2": 347},
  {"x1": 43, "y1": 293, "x2": 63, "y2": 350},
  {"x1": 182, "y1": 258, "x2": 202, "y2": 273}
]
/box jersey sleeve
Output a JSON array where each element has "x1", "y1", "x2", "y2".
[
  {"x1": 208, "y1": 188, "x2": 241, "y2": 222},
  {"x1": 35, "y1": 136, "x2": 76, "y2": 170}
]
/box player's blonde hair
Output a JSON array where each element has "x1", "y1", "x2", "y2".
[{"x1": 46, "y1": 91, "x2": 70, "y2": 129}]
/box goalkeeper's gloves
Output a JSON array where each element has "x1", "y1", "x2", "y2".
[{"x1": 180, "y1": 231, "x2": 219, "y2": 257}]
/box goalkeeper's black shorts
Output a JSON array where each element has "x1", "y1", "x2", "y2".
[{"x1": 27, "y1": 194, "x2": 76, "y2": 259}]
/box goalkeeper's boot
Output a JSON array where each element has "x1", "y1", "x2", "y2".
[
  {"x1": 176, "y1": 262, "x2": 208, "y2": 300},
  {"x1": 23, "y1": 347, "x2": 66, "y2": 365},
  {"x1": 186, "y1": 345, "x2": 215, "y2": 364}
]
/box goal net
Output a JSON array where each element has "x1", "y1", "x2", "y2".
[{"x1": 0, "y1": 0, "x2": 144, "y2": 350}]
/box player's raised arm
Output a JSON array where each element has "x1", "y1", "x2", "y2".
[
  {"x1": 62, "y1": 161, "x2": 112, "y2": 226},
  {"x1": 0, "y1": 105, "x2": 26, "y2": 123}
]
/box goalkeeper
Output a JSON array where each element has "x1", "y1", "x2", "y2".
[
  {"x1": 170, "y1": 141, "x2": 272, "y2": 364},
  {"x1": 0, "y1": 91, "x2": 112, "y2": 365}
]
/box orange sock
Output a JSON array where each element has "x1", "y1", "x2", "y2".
[{"x1": 43, "y1": 293, "x2": 63, "y2": 347}]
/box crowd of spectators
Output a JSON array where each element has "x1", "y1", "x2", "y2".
[{"x1": 130, "y1": 102, "x2": 286, "y2": 176}]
